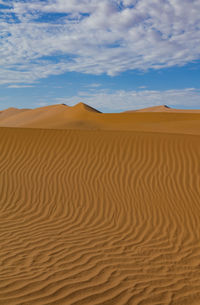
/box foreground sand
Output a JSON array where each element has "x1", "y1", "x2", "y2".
[{"x1": 0, "y1": 126, "x2": 200, "y2": 305}]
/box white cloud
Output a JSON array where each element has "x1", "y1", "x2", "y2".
[
  {"x1": 7, "y1": 84, "x2": 34, "y2": 88},
  {"x1": 55, "y1": 88, "x2": 200, "y2": 112},
  {"x1": 84, "y1": 83, "x2": 102, "y2": 88},
  {"x1": 0, "y1": 0, "x2": 200, "y2": 83}
]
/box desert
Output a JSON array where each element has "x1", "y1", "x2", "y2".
[
  {"x1": 1, "y1": 0, "x2": 200, "y2": 303},
  {"x1": 0, "y1": 104, "x2": 200, "y2": 304}
]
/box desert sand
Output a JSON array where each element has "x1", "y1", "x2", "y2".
[
  {"x1": 0, "y1": 103, "x2": 200, "y2": 135},
  {"x1": 0, "y1": 104, "x2": 200, "y2": 305}
]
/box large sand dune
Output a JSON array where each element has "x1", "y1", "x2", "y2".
[
  {"x1": 0, "y1": 103, "x2": 200, "y2": 135},
  {"x1": 0, "y1": 125, "x2": 200, "y2": 304}
]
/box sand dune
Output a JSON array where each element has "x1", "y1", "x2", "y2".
[
  {"x1": 0, "y1": 126, "x2": 200, "y2": 305},
  {"x1": 0, "y1": 103, "x2": 200, "y2": 135},
  {"x1": 0, "y1": 103, "x2": 101, "y2": 130},
  {"x1": 0, "y1": 107, "x2": 29, "y2": 120},
  {"x1": 126, "y1": 105, "x2": 200, "y2": 113}
]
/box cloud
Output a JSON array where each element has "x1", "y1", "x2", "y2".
[
  {"x1": 55, "y1": 88, "x2": 200, "y2": 112},
  {"x1": 84, "y1": 83, "x2": 102, "y2": 88},
  {"x1": 0, "y1": 0, "x2": 200, "y2": 83},
  {"x1": 7, "y1": 84, "x2": 34, "y2": 88},
  {"x1": 138, "y1": 86, "x2": 147, "y2": 89}
]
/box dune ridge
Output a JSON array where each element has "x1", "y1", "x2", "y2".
[{"x1": 0, "y1": 127, "x2": 200, "y2": 304}]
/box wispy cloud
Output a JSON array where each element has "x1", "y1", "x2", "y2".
[
  {"x1": 84, "y1": 83, "x2": 102, "y2": 88},
  {"x1": 55, "y1": 88, "x2": 200, "y2": 112},
  {"x1": 7, "y1": 84, "x2": 34, "y2": 88},
  {"x1": 0, "y1": 0, "x2": 200, "y2": 84}
]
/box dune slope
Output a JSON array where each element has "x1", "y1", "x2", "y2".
[{"x1": 0, "y1": 127, "x2": 200, "y2": 305}]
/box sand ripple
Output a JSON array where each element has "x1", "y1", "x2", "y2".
[{"x1": 0, "y1": 128, "x2": 200, "y2": 305}]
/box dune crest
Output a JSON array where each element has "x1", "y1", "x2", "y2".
[{"x1": 71, "y1": 102, "x2": 101, "y2": 113}]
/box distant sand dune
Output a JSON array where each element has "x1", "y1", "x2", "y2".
[
  {"x1": 0, "y1": 127, "x2": 200, "y2": 304},
  {"x1": 0, "y1": 107, "x2": 29, "y2": 120},
  {"x1": 126, "y1": 105, "x2": 200, "y2": 113},
  {"x1": 0, "y1": 104, "x2": 200, "y2": 135}
]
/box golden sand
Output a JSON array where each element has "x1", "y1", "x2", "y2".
[{"x1": 0, "y1": 104, "x2": 200, "y2": 304}]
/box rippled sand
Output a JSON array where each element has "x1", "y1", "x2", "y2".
[{"x1": 0, "y1": 104, "x2": 200, "y2": 304}]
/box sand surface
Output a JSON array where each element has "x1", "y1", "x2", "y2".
[{"x1": 0, "y1": 104, "x2": 200, "y2": 304}]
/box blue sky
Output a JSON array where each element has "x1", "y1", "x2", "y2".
[{"x1": 0, "y1": 0, "x2": 200, "y2": 112}]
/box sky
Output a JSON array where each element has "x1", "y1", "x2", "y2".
[{"x1": 0, "y1": 0, "x2": 200, "y2": 112}]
